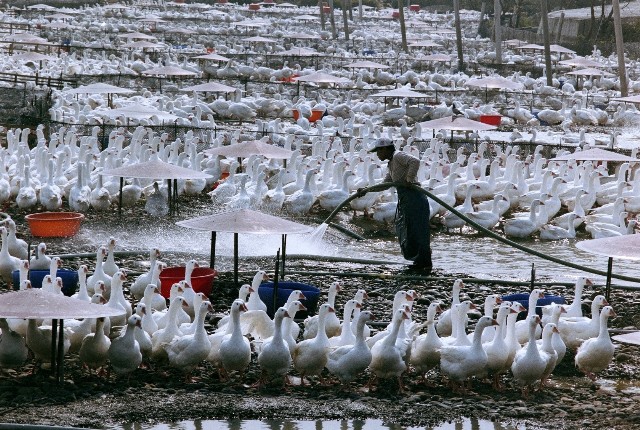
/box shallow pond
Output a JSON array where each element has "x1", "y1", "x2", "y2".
[{"x1": 114, "y1": 418, "x2": 526, "y2": 430}]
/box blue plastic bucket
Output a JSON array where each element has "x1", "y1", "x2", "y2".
[
  {"x1": 501, "y1": 293, "x2": 565, "y2": 317},
  {"x1": 12, "y1": 269, "x2": 78, "y2": 297},
  {"x1": 258, "y1": 281, "x2": 320, "y2": 318}
]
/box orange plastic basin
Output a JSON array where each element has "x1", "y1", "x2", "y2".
[
  {"x1": 25, "y1": 212, "x2": 84, "y2": 237},
  {"x1": 309, "y1": 109, "x2": 324, "y2": 123},
  {"x1": 159, "y1": 266, "x2": 217, "y2": 298},
  {"x1": 249, "y1": 3, "x2": 260, "y2": 10}
]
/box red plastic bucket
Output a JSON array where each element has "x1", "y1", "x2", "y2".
[
  {"x1": 409, "y1": 4, "x2": 420, "y2": 12},
  {"x1": 159, "y1": 267, "x2": 217, "y2": 298},
  {"x1": 249, "y1": 3, "x2": 260, "y2": 10},
  {"x1": 479, "y1": 115, "x2": 502, "y2": 126}
]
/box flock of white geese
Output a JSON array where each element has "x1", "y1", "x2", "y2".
[
  {"x1": 0, "y1": 237, "x2": 616, "y2": 396},
  {"x1": 0, "y1": 123, "x2": 637, "y2": 242}
]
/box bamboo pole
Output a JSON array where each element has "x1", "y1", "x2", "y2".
[
  {"x1": 540, "y1": 0, "x2": 553, "y2": 86},
  {"x1": 453, "y1": 0, "x2": 464, "y2": 70},
  {"x1": 494, "y1": 0, "x2": 502, "y2": 64},
  {"x1": 612, "y1": 0, "x2": 628, "y2": 96}
]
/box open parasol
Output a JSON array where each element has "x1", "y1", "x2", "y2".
[
  {"x1": 101, "y1": 156, "x2": 212, "y2": 216},
  {"x1": 176, "y1": 209, "x2": 313, "y2": 287}
]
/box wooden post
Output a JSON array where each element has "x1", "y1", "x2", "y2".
[
  {"x1": 555, "y1": 11, "x2": 565, "y2": 43},
  {"x1": 319, "y1": 0, "x2": 326, "y2": 30},
  {"x1": 453, "y1": 0, "x2": 464, "y2": 71},
  {"x1": 494, "y1": 0, "x2": 502, "y2": 64},
  {"x1": 358, "y1": 0, "x2": 363, "y2": 20},
  {"x1": 342, "y1": 1, "x2": 349, "y2": 41},
  {"x1": 478, "y1": 1, "x2": 486, "y2": 36},
  {"x1": 328, "y1": 0, "x2": 337, "y2": 39},
  {"x1": 398, "y1": 0, "x2": 408, "y2": 52},
  {"x1": 612, "y1": 0, "x2": 628, "y2": 97},
  {"x1": 540, "y1": 0, "x2": 553, "y2": 87}
]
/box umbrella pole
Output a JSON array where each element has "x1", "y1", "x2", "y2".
[
  {"x1": 174, "y1": 179, "x2": 179, "y2": 215},
  {"x1": 234, "y1": 232, "x2": 239, "y2": 288},
  {"x1": 118, "y1": 177, "x2": 124, "y2": 217},
  {"x1": 210, "y1": 231, "x2": 216, "y2": 269},
  {"x1": 57, "y1": 318, "x2": 65, "y2": 383},
  {"x1": 273, "y1": 248, "x2": 280, "y2": 316},
  {"x1": 166, "y1": 179, "x2": 172, "y2": 216},
  {"x1": 606, "y1": 256, "x2": 613, "y2": 302},
  {"x1": 50, "y1": 319, "x2": 58, "y2": 377},
  {"x1": 281, "y1": 234, "x2": 287, "y2": 280}
]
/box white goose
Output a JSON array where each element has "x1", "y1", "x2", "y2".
[
  {"x1": 515, "y1": 289, "x2": 545, "y2": 344},
  {"x1": 0, "y1": 226, "x2": 20, "y2": 287},
  {"x1": 29, "y1": 242, "x2": 51, "y2": 271},
  {"x1": 539, "y1": 213, "x2": 580, "y2": 240},
  {"x1": 151, "y1": 296, "x2": 188, "y2": 361},
  {"x1": 483, "y1": 303, "x2": 519, "y2": 390},
  {"x1": 207, "y1": 299, "x2": 243, "y2": 375},
  {"x1": 257, "y1": 306, "x2": 291, "y2": 387},
  {"x1": 78, "y1": 317, "x2": 111, "y2": 376},
  {"x1": 0, "y1": 317, "x2": 28, "y2": 370},
  {"x1": 326, "y1": 310, "x2": 373, "y2": 387},
  {"x1": 219, "y1": 300, "x2": 251, "y2": 379},
  {"x1": 102, "y1": 237, "x2": 120, "y2": 276},
  {"x1": 108, "y1": 314, "x2": 142, "y2": 377},
  {"x1": 439, "y1": 315, "x2": 497, "y2": 393},
  {"x1": 27, "y1": 318, "x2": 70, "y2": 366},
  {"x1": 328, "y1": 299, "x2": 361, "y2": 348},
  {"x1": 71, "y1": 265, "x2": 91, "y2": 302},
  {"x1": 130, "y1": 248, "x2": 162, "y2": 300},
  {"x1": 503, "y1": 199, "x2": 545, "y2": 238},
  {"x1": 369, "y1": 308, "x2": 411, "y2": 391},
  {"x1": 558, "y1": 295, "x2": 608, "y2": 350},
  {"x1": 165, "y1": 300, "x2": 214, "y2": 381},
  {"x1": 511, "y1": 315, "x2": 548, "y2": 397},
  {"x1": 409, "y1": 302, "x2": 443, "y2": 383},
  {"x1": 5, "y1": 219, "x2": 27, "y2": 260},
  {"x1": 541, "y1": 303, "x2": 568, "y2": 363},
  {"x1": 436, "y1": 279, "x2": 464, "y2": 336},
  {"x1": 86, "y1": 246, "x2": 112, "y2": 298},
  {"x1": 575, "y1": 306, "x2": 616, "y2": 381},
  {"x1": 293, "y1": 303, "x2": 335, "y2": 385},
  {"x1": 303, "y1": 281, "x2": 341, "y2": 339},
  {"x1": 246, "y1": 270, "x2": 269, "y2": 312},
  {"x1": 565, "y1": 277, "x2": 592, "y2": 318},
  {"x1": 537, "y1": 322, "x2": 559, "y2": 389}
]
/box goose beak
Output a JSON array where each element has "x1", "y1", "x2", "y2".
[
  {"x1": 355, "y1": 302, "x2": 362, "y2": 309},
  {"x1": 298, "y1": 293, "x2": 307, "y2": 300},
  {"x1": 491, "y1": 318, "x2": 499, "y2": 326},
  {"x1": 298, "y1": 303, "x2": 307, "y2": 311},
  {"x1": 328, "y1": 306, "x2": 335, "y2": 313},
  {"x1": 207, "y1": 303, "x2": 214, "y2": 313},
  {"x1": 248, "y1": 286, "x2": 255, "y2": 293},
  {"x1": 585, "y1": 278, "x2": 594, "y2": 286},
  {"x1": 495, "y1": 297, "x2": 502, "y2": 304},
  {"x1": 240, "y1": 303, "x2": 248, "y2": 312}
]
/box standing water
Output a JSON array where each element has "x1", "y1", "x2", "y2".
[{"x1": 113, "y1": 418, "x2": 526, "y2": 430}]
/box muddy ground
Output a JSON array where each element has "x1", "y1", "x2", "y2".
[{"x1": 0, "y1": 198, "x2": 639, "y2": 430}]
